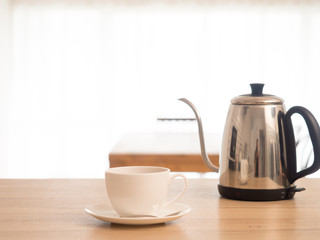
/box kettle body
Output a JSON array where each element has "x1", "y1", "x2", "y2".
[{"x1": 180, "y1": 83, "x2": 320, "y2": 201}]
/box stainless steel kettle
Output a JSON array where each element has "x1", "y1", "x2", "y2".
[{"x1": 180, "y1": 83, "x2": 320, "y2": 201}]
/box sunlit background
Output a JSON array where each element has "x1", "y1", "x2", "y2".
[{"x1": 1, "y1": 0, "x2": 320, "y2": 178}]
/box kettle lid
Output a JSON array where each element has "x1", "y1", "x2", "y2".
[{"x1": 231, "y1": 83, "x2": 284, "y2": 105}]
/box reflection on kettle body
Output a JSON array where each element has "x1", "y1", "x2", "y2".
[
  {"x1": 254, "y1": 139, "x2": 259, "y2": 178},
  {"x1": 179, "y1": 83, "x2": 320, "y2": 201},
  {"x1": 228, "y1": 126, "x2": 237, "y2": 171}
]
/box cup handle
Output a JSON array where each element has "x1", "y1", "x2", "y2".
[{"x1": 164, "y1": 173, "x2": 188, "y2": 207}]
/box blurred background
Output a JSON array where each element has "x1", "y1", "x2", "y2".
[{"x1": 1, "y1": 0, "x2": 320, "y2": 178}]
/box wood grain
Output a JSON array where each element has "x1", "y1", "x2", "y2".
[{"x1": 0, "y1": 178, "x2": 319, "y2": 240}]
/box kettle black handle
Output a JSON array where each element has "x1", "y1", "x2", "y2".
[{"x1": 284, "y1": 106, "x2": 320, "y2": 184}]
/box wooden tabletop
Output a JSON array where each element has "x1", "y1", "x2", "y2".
[
  {"x1": 0, "y1": 178, "x2": 320, "y2": 240},
  {"x1": 109, "y1": 132, "x2": 220, "y2": 172}
]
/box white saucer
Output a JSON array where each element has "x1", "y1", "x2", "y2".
[{"x1": 85, "y1": 202, "x2": 191, "y2": 225}]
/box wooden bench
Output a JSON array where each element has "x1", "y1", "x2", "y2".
[{"x1": 108, "y1": 132, "x2": 220, "y2": 172}]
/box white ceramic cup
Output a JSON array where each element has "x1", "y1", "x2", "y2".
[{"x1": 105, "y1": 166, "x2": 188, "y2": 217}]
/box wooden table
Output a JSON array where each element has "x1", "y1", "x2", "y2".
[
  {"x1": 0, "y1": 178, "x2": 320, "y2": 240},
  {"x1": 109, "y1": 132, "x2": 220, "y2": 172}
]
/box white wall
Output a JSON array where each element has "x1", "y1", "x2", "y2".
[
  {"x1": 0, "y1": 0, "x2": 12, "y2": 177},
  {"x1": 1, "y1": 1, "x2": 320, "y2": 178}
]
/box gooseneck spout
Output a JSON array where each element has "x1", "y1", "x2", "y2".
[{"x1": 178, "y1": 98, "x2": 219, "y2": 172}]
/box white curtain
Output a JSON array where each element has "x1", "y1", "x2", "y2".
[{"x1": 1, "y1": 0, "x2": 320, "y2": 177}]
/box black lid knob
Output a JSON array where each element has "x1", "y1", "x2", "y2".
[{"x1": 250, "y1": 83, "x2": 264, "y2": 96}]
